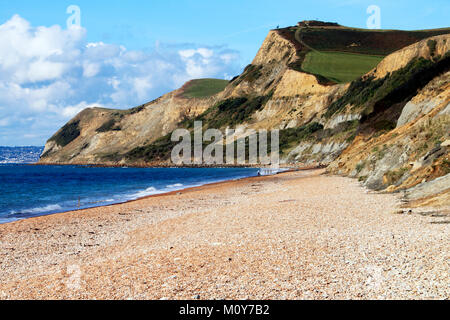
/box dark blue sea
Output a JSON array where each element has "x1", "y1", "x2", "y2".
[{"x1": 0, "y1": 165, "x2": 259, "y2": 224}]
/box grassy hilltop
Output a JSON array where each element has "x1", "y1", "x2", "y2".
[
  {"x1": 180, "y1": 79, "x2": 230, "y2": 99},
  {"x1": 277, "y1": 21, "x2": 450, "y2": 83}
]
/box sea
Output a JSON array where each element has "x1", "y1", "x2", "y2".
[{"x1": 0, "y1": 164, "x2": 260, "y2": 224}]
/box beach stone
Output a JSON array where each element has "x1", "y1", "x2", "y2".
[{"x1": 0, "y1": 169, "x2": 448, "y2": 300}]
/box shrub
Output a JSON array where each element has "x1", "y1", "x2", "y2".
[
  {"x1": 96, "y1": 119, "x2": 121, "y2": 133},
  {"x1": 49, "y1": 120, "x2": 81, "y2": 147},
  {"x1": 374, "y1": 120, "x2": 396, "y2": 132},
  {"x1": 183, "y1": 93, "x2": 273, "y2": 130},
  {"x1": 427, "y1": 40, "x2": 437, "y2": 57},
  {"x1": 384, "y1": 167, "x2": 409, "y2": 185},
  {"x1": 279, "y1": 122, "x2": 324, "y2": 151},
  {"x1": 356, "y1": 162, "x2": 366, "y2": 173},
  {"x1": 126, "y1": 134, "x2": 177, "y2": 162},
  {"x1": 443, "y1": 158, "x2": 450, "y2": 174},
  {"x1": 128, "y1": 105, "x2": 146, "y2": 115},
  {"x1": 234, "y1": 65, "x2": 263, "y2": 85},
  {"x1": 324, "y1": 75, "x2": 386, "y2": 118}
]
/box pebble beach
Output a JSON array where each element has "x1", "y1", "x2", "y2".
[{"x1": 0, "y1": 169, "x2": 448, "y2": 300}]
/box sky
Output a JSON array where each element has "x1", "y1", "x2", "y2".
[{"x1": 0, "y1": 0, "x2": 448, "y2": 146}]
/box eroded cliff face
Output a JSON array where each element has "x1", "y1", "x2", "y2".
[
  {"x1": 40, "y1": 29, "x2": 345, "y2": 165},
  {"x1": 328, "y1": 71, "x2": 449, "y2": 206},
  {"x1": 321, "y1": 34, "x2": 450, "y2": 208},
  {"x1": 371, "y1": 35, "x2": 450, "y2": 79},
  {"x1": 219, "y1": 30, "x2": 298, "y2": 98},
  {"x1": 40, "y1": 89, "x2": 215, "y2": 164},
  {"x1": 40, "y1": 25, "x2": 450, "y2": 207},
  {"x1": 213, "y1": 30, "x2": 349, "y2": 148}
]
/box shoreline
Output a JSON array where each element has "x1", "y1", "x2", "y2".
[
  {"x1": 32, "y1": 162, "x2": 315, "y2": 169},
  {"x1": 0, "y1": 166, "x2": 301, "y2": 226},
  {"x1": 1, "y1": 169, "x2": 448, "y2": 299},
  {"x1": 32, "y1": 160, "x2": 326, "y2": 170}
]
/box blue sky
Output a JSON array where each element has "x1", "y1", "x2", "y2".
[{"x1": 0, "y1": 0, "x2": 448, "y2": 146}]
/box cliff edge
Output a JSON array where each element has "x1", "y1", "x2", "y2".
[{"x1": 40, "y1": 22, "x2": 450, "y2": 208}]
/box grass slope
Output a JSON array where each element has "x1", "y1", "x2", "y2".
[
  {"x1": 278, "y1": 24, "x2": 450, "y2": 84},
  {"x1": 302, "y1": 51, "x2": 384, "y2": 83},
  {"x1": 324, "y1": 53, "x2": 450, "y2": 119},
  {"x1": 181, "y1": 79, "x2": 229, "y2": 98}
]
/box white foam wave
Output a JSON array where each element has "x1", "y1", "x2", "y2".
[
  {"x1": 166, "y1": 183, "x2": 183, "y2": 188},
  {"x1": 129, "y1": 187, "x2": 163, "y2": 199},
  {"x1": 9, "y1": 204, "x2": 62, "y2": 216}
]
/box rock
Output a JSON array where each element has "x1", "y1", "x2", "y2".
[
  {"x1": 441, "y1": 140, "x2": 450, "y2": 147},
  {"x1": 422, "y1": 147, "x2": 445, "y2": 165},
  {"x1": 386, "y1": 185, "x2": 397, "y2": 193},
  {"x1": 405, "y1": 174, "x2": 450, "y2": 200},
  {"x1": 410, "y1": 161, "x2": 423, "y2": 171},
  {"x1": 397, "y1": 101, "x2": 437, "y2": 128}
]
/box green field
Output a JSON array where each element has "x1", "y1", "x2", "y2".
[
  {"x1": 301, "y1": 51, "x2": 385, "y2": 83},
  {"x1": 182, "y1": 79, "x2": 229, "y2": 98}
]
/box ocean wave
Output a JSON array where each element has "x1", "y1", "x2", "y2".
[
  {"x1": 258, "y1": 168, "x2": 289, "y2": 176},
  {"x1": 166, "y1": 183, "x2": 184, "y2": 188},
  {"x1": 129, "y1": 186, "x2": 163, "y2": 199},
  {"x1": 8, "y1": 204, "x2": 63, "y2": 216}
]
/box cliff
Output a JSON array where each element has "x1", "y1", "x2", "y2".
[
  {"x1": 40, "y1": 22, "x2": 450, "y2": 207},
  {"x1": 40, "y1": 84, "x2": 217, "y2": 164}
]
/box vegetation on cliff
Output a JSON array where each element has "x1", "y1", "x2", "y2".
[
  {"x1": 49, "y1": 120, "x2": 81, "y2": 147},
  {"x1": 302, "y1": 51, "x2": 384, "y2": 83},
  {"x1": 181, "y1": 93, "x2": 274, "y2": 129},
  {"x1": 325, "y1": 54, "x2": 450, "y2": 119},
  {"x1": 181, "y1": 79, "x2": 230, "y2": 98},
  {"x1": 276, "y1": 24, "x2": 450, "y2": 84},
  {"x1": 96, "y1": 119, "x2": 122, "y2": 133},
  {"x1": 126, "y1": 133, "x2": 176, "y2": 162}
]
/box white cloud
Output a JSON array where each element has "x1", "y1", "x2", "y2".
[
  {"x1": 177, "y1": 47, "x2": 236, "y2": 80},
  {"x1": 197, "y1": 48, "x2": 214, "y2": 58},
  {"x1": 82, "y1": 62, "x2": 101, "y2": 77},
  {"x1": 133, "y1": 77, "x2": 153, "y2": 100},
  {"x1": 0, "y1": 15, "x2": 84, "y2": 84},
  {"x1": 59, "y1": 102, "x2": 106, "y2": 118},
  {"x1": 0, "y1": 117, "x2": 10, "y2": 127},
  {"x1": 179, "y1": 49, "x2": 197, "y2": 59},
  {"x1": 0, "y1": 15, "x2": 241, "y2": 146}
]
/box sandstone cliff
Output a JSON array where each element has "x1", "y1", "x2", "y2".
[
  {"x1": 40, "y1": 22, "x2": 450, "y2": 207},
  {"x1": 40, "y1": 86, "x2": 215, "y2": 164}
]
